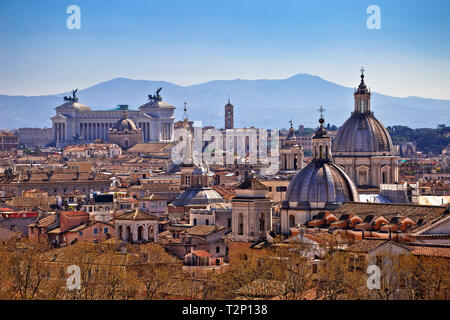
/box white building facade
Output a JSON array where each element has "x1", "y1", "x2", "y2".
[{"x1": 51, "y1": 94, "x2": 175, "y2": 148}]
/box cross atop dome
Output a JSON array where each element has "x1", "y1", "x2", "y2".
[
  {"x1": 183, "y1": 101, "x2": 190, "y2": 129},
  {"x1": 318, "y1": 105, "x2": 325, "y2": 120},
  {"x1": 313, "y1": 106, "x2": 329, "y2": 140},
  {"x1": 355, "y1": 67, "x2": 370, "y2": 96}
]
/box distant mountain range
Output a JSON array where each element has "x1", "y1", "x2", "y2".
[{"x1": 1, "y1": 74, "x2": 449, "y2": 130}]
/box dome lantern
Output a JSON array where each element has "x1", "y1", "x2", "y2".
[
  {"x1": 312, "y1": 106, "x2": 332, "y2": 161},
  {"x1": 354, "y1": 67, "x2": 371, "y2": 114}
]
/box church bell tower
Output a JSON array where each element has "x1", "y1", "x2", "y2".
[{"x1": 224, "y1": 97, "x2": 234, "y2": 129}]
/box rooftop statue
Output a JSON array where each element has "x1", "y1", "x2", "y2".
[
  {"x1": 64, "y1": 89, "x2": 78, "y2": 103},
  {"x1": 148, "y1": 87, "x2": 163, "y2": 103}
]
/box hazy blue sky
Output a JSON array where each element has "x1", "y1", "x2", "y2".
[{"x1": 0, "y1": 0, "x2": 449, "y2": 99}]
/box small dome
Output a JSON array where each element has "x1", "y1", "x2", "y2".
[
  {"x1": 171, "y1": 188, "x2": 224, "y2": 206},
  {"x1": 332, "y1": 113, "x2": 394, "y2": 153},
  {"x1": 114, "y1": 118, "x2": 138, "y2": 132},
  {"x1": 284, "y1": 161, "x2": 359, "y2": 207}
]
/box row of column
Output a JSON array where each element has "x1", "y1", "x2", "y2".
[
  {"x1": 137, "y1": 122, "x2": 151, "y2": 142},
  {"x1": 55, "y1": 120, "x2": 172, "y2": 144},
  {"x1": 54, "y1": 123, "x2": 66, "y2": 144},
  {"x1": 161, "y1": 122, "x2": 172, "y2": 141},
  {"x1": 79, "y1": 122, "x2": 114, "y2": 141}
]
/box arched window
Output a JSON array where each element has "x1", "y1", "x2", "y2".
[
  {"x1": 238, "y1": 213, "x2": 244, "y2": 235},
  {"x1": 319, "y1": 145, "x2": 323, "y2": 159},
  {"x1": 137, "y1": 226, "x2": 144, "y2": 241},
  {"x1": 259, "y1": 212, "x2": 265, "y2": 231},
  {"x1": 118, "y1": 225, "x2": 123, "y2": 240},
  {"x1": 126, "y1": 226, "x2": 131, "y2": 242}
]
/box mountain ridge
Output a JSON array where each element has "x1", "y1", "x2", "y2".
[{"x1": 1, "y1": 74, "x2": 449, "y2": 130}]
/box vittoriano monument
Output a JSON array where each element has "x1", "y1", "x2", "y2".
[
  {"x1": 63, "y1": 89, "x2": 78, "y2": 103},
  {"x1": 148, "y1": 87, "x2": 163, "y2": 103},
  {"x1": 52, "y1": 86, "x2": 175, "y2": 147}
]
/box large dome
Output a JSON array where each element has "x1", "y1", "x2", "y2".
[
  {"x1": 285, "y1": 161, "x2": 359, "y2": 207},
  {"x1": 332, "y1": 113, "x2": 394, "y2": 154}
]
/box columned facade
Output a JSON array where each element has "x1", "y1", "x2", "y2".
[
  {"x1": 51, "y1": 95, "x2": 175, "y2": 148},
  {"x1": 114, "y1": 209, "x2": 160, "y2": 243}
]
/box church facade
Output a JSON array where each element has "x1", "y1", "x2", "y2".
[{"x1": 51, "y1": 89, "x2": 175, "y2": 148}]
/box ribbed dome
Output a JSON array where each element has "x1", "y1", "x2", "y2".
[
  {"x1": 171, "y1": 188, "x2": 224, "y2": 206},
  {"x1": 332, "y1": 113, "x2": 394, "y2": 154},
  {"x1": 285, "y1": 161, "x2": 359, "y2": 206},
  {"x1": 114, "y1": 118, "x2": 138, "y2": 132}
]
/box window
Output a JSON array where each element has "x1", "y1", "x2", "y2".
[
  {"x1": 238, "y1": 213, "x2": 243, "y2": 235},
  {"x1": 289, "y1": 215, "x2": 295, "y2": 228},
  {"x1": 276, "y1": 186, "x2": 287, "y2": 192},
  {"x1": 227, "y1": 218, "x2": 232, "y2": 228},
  {"x1": 358, "y1": 170, "x2": 368, "y2": 185},
  {"x1": 193, "y1": 218, "x2": 197, "y2": 226},
  {"x1": 79, "y1": 231, "x2": 83, "y2": 236},
  {"x1": 205, "y1": 219, "x2": 209, "y2": 225},
  {"x1": 216, "y1": 246, "x2": 220, "y2": 253},
  {"x1": 382, "y1": 171, "x2": 388, "y2": 184},
  {"x1": 93, "y1": 228, "x2": 98, "y2": 235},
  {"x1": 104, "y1": 227, "x2": 108, "y2": 234}
]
